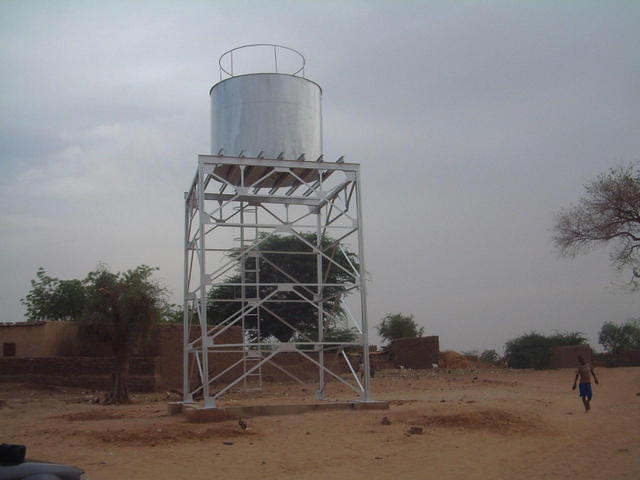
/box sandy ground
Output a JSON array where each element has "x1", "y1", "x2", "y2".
[{"x1": 1, "y1": 367, "x2": 639, "y2": 480}]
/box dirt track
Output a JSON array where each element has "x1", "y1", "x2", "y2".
[{"x1": 1, "y1": 367, "x2": 639, "y2": 479}]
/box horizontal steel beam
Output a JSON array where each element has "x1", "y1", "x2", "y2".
[
  {"x1": 207, "y1": 342, "x2": 362, "y2": 348},
  {"x1": 203, "y1": 192, "x2": 321, "y2": 206},
  {"x1": 198, "y1": 154, "x2": 359, "y2": 172}
]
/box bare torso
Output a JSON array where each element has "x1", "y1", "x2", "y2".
[{"x1": 577, "y1": 364, "x2": 591, "y2": 383}]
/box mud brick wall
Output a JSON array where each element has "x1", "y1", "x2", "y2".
[
  {"x1": 156, "y1": 323, "x2": 186, "y2": 391},
  {"x1": 156, "y1": 324, "x2": 355, "y2": 388},
  {"x1": 617, "y1": 349, "x2": 640, "y2": 366},
  {"x1": 549, "y1": 345, "x2": 592, "y2": 369},
  {"x1": 1, "y1": 321, "x2": 167, "y2": 358},
  {"x1": 387, "y1": 336, "x2": 440, "y2": 369},
  {"x1": 1, "y1": 322, "x2": 80, "y2": 357},
  {"x1": 157, "y1": 324, "x2": 244, "y2": 391},
  {"x1": 193, "y1": 351, "x2": 351, "y2": 388},
  {"x1": 260, "y1": 351, "x2": 350, "y2": 383},
  {"x1": 0, "y1": 357, "x2": 160, "y2": 392},
  {"x1": 1, "y1": 322, "x2": 358, "y2": 390}
]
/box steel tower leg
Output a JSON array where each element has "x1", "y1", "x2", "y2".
[
  {"x1": 316, "y1": 208, "x2": 325, "y2": 400},
  {"x1": 356, "y1": 174, "x2": 372, "y2": 402},
  {"x1": 182, "y1": 199, "x2": 192, "y2": 403},
  {"x1": 198, "y1": 166, "x2": 215, "y2": 409}
]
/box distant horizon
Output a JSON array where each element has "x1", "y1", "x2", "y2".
[
  {"x1": 2, "y1": 1, "x2": 639, "y2": 353},
  {"x1": 3, "y1": 308, "x2": 632, "y2": 356}
]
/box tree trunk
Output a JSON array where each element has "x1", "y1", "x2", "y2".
[{"x1": 106, "y1": 354, "x2": 130, "y2": 404}]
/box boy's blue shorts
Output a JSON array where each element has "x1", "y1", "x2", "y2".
[{"x1": 579, "y1": 382, "x2": 592, "y2": 400}]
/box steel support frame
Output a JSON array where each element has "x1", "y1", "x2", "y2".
[{"x1": 183, "y1": 154, "x2": 371, "y2": 408}]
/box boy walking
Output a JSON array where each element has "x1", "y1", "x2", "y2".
[{"x1": 572, "y1": 355, "x2": 599, "y2": 412}]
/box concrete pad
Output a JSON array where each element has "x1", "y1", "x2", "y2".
[{"x1": 183, "y1": 400, "x2": 389, "y2": 423}]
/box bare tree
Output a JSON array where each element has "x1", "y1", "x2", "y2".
[{"x1": 552, "y1": 165, "x2": 640, "y2": 285}]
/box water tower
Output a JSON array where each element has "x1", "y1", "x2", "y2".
[{"x1": 183, "y1": 45, "x2": 372, "y2": 409}]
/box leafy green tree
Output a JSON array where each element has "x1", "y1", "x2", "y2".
[
  {"x1": 207, "y1": 233, "x2": 359, "y2": 342},
  {"x1": 162, "y1": 303, "x2": 184, "y2": 323},
  {"x1": 21, "y1": 268, "x2": 88, "y2": 322},
  {"x1": 552, "y1": 165, "x2": 640, "y2": 287},
  {"x1": 320, "y1": 326, "x2": 359, "y2": 343},
  {"x1": 598, "y1": 320, "x2": 640, "y2": 355},
  {"x1": 376, "y1": 313, "x2": 424, "y2": 343},
  {"x1": 480, "y1": 349, "x2": 499, "y2": 364},
  {"x1": 505, "y1": 331, "x2": 586, "y2": 369},
  {"x1": 83, "y1": 265, "x2": 166, "y2": 404}
]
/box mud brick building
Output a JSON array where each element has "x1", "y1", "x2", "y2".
[
  {"x1": 0, "y1": 321, "x2": 239, "y2": 392},
  {"x1": 549, "y1": 344, "x2": 592, "y2": 369},
  {"x1": 372, "y1": 336, "x2": 440, "y2": 370}
]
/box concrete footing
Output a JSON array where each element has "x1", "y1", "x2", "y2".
[{"x1": 171, "y1": 400, "x2": 389, "y2": 423}]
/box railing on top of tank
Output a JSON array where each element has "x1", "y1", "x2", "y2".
[{"x1": 219, "y1": 44, "x2": 306, "y2": 80}]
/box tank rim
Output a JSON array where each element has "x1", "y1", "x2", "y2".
[{"x1": 219, "y1": 44, "x2": 306, "y2": 78}]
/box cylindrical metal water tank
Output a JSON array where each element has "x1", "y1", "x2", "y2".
[{"x1": 210, "y1": 73, "x2": 323, "y2": 162}]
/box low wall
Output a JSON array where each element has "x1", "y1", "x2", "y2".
[
  {"x1": 1, "y1": 323, "x2": 356, "y2": 391},
  {"x1": 549, "y1": 345, "x2": 592, "y2": 369},
  {"x1": 260, "y1": 351, "x2": 350, "y2": 382},
  {"x1": 0, "y1": 357, "x2": 160, "y2": 392},
  {"x1": 597, "y1": 349, "x2": 640, "y2": 367},
  {"x1": 386, "y1": 336, "x2": 440, "y2": 369},
  {"x1": 618, "y1": 349, "x2": 640, "y2": 366},
  {"x1": 158, "y1": 324, "x2": 244, "y2": 390},
  {"x1": 186, "y1": 350, "x2": 351, "y2": 389}
]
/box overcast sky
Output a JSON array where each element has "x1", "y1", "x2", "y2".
[{"x1": 2, "y1": 0, "x2": 639, "y2": 352}]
